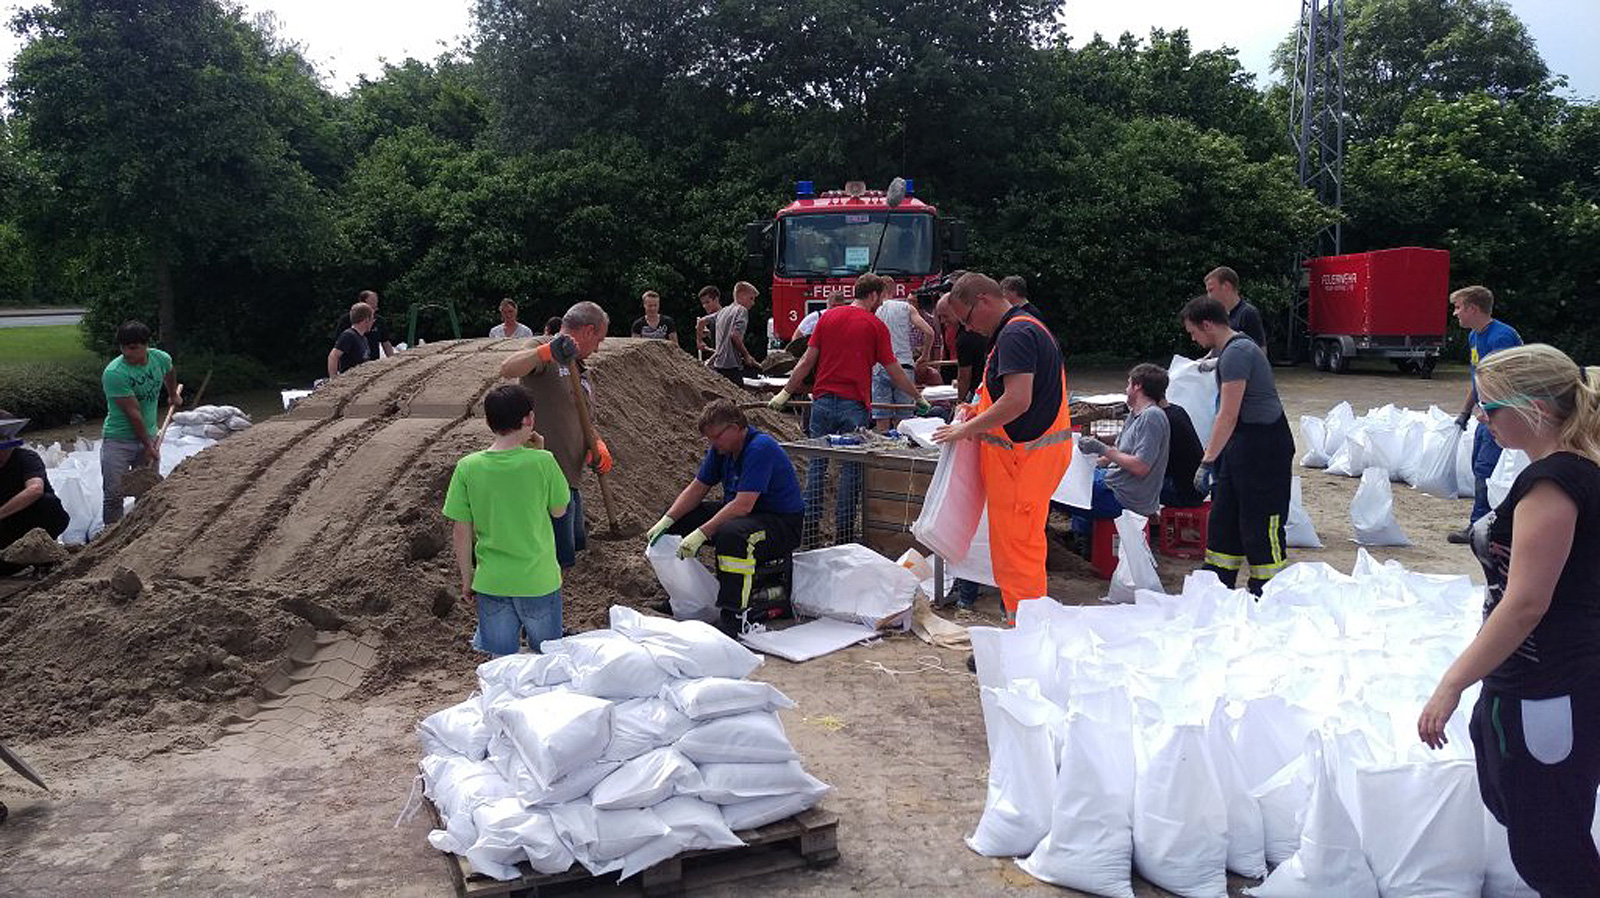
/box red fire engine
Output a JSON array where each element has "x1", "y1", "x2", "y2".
[{"x1": 746, "y1": 180, "x2": 967, "y2": 345}]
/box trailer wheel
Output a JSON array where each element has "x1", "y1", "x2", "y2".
[
  {"x1": 1327, "y1": 342, "x2": 1348, "y2": 374},
  {"x1": 1418, "y1": 356, "x2": 1437, "y2": 379},
  {"x1": 1394, "y1": 359, "x2": 1419, "y2": 375},
  {"x1": 1312, "y1": 341, "x2": 1330, "y2": 372}
]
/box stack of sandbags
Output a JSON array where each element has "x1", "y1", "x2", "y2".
[
  {"x1": 417, "y1": 606, "x2": 830, "y2": 883},
  {"x1": 972, "y1": 554, "x2": 1545, "y2": 898},
  {"x1": 170, "y1": 404, "x2": 251, "y2": 440},
  {"x1": 1300, "y1": 402, "x2": 1503, "y2": 500},
  {"x1": 39, "y1": 434, "x2": 218, "y2": 543}
]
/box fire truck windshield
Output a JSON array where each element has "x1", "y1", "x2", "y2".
[{"x1": 776, "y1": 212, "x2": 935, "y2": 277}]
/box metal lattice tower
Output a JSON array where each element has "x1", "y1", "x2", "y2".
[{"x1": 1286, "y1": 0, "x2": 1345, "y2": 361}]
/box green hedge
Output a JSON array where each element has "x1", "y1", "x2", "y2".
[{"x1": 0, "y1": 352, "x2": 277, "y2": 427}]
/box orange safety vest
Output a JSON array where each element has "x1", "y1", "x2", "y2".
[{"x1": 973, "y1": 315, "x2": 1073, "y2": 616}]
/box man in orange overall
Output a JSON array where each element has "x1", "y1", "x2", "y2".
[{"x1": 933, "y1": 273, "x2": 1072, "y2": 625}]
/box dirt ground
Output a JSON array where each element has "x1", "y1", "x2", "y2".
[{"x1": 0, "y1": 351, "x2": 1477, "y2": 897}]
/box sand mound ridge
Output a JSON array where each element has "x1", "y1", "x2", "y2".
[{"x1": 0, "y1": 337, "x2": 800, "y2": 738}]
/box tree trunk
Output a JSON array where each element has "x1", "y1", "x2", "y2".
[{"x1": 153, "y1": 242, "x2": 176, "y2": 347}]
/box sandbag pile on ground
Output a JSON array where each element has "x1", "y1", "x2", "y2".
[
  {"x1": 417, "y1": 606, "x2": 830, "y2": 883},
  {"x1": 1300, "y1": 402, "x2": 1487, "y2": 499},
  {"x1": 33, "y1": 434, "x2": 218, "y2": 543},
  {"x1": 169, "y1": 404, "x2": 252, "y2": 441},
  {"x1": 971, "y1": 553, "x2": 1548, "y2": 898}
]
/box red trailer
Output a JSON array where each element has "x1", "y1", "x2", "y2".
[{"x1": 1305, "y1": 247, "x2": 1450, "y2": 376}]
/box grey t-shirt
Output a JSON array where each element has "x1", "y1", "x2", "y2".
[
  {"x1": 711, "y1": 303, "x2": 749, "y2": 369},
  {"x1": 1106, "y1": 404, "x2": 1170, "y2": 515},
  {"x1": 489, "y1": 322, "x2": 534, "y2": 338},
  {"x1": 1217, "y1": 334, "x2": 1284, "y2": 424}
]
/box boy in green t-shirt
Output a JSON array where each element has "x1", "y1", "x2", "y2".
[
  {"x1": 100, "y1": 320, "x2": 178, "y2": 528},
  {"x1": 442, "y1": 384, "x2": 571, "y2": 655}
]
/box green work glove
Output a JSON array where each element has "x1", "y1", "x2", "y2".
[
  {"x1": 676, "y1": 528, "x2": 708, "y2": 560},
  {"x1": 914, "y1": 394, "x2": 933, "y2": 416},
  {"x1": 767, "y1": 389, "x2": 791, "y2": 411},
  {"x1": 646, "y1": 515, "x2": 674, "y2": 546}
]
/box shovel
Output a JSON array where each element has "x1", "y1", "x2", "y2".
[
  {"x1": 0, "y1": 740, "x2": 49, "y2": 792},
  {"x1": 565, "y1": 361, "x2": 622, "y2": 537},
  {"x1": 123, "y1": 370, "x2": 212, "y2": 499}
]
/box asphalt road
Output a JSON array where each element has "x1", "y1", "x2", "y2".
[{"x1": 0, "y1": 310, "x2": 84, "y2": 328}]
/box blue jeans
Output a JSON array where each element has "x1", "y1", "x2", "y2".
[
  {"x1": 553, "y1": 488, "x2": 586, "y2": 568},
  {"x1": 805, "y1": 394, "x2": 870, "y2": 542},
  {"x1": 476, "y1": 590, "x2": 563, "y2": 656},
  {"x1": 1471, "y1": 425, "x2": 1504, "y2": 523},
  {"x1": 1069, "y1": 468, "x2": 1125, "y2": 534}
]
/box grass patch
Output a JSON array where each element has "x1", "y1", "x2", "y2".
[{"x1": 0, "y1": 325, "x2": 98, "y2": 368}]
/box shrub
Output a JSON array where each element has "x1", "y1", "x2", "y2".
[
  {"x1": 175, "y1": 352, "x2": 279, "y2": 397},
  {"x1": 0, "y1": 361, "x2": 108, "y2": 426}
]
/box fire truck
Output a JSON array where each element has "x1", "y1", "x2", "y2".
[{"x1": 745, "y1": 180, "x2": 967, "y2": 345}]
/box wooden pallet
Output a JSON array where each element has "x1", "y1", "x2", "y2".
[{"x1": 433, "y1": 805, "x2": 839, "y2": 898}]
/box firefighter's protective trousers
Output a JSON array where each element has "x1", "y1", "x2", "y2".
[
  {"x1": 669, "y1": 502, "x2": 802, "y2": 611},
  {"x1": 974, "y1": 316, "x2": 1074, "y2": 616},
  {"x1": 1203, "y1": 414, "x2": 1294, "y2": 594}
]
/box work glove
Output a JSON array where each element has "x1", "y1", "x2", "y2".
[
  {"x1": 914, "y1": 395, "x2": 933, "y2": 417},
  {"x1": 646, "y1": 515, "x2": 674, "y2": 546},
  {"x1": 587, "y1": 438, "x2": 613, "y2": 475},
  {"x1": 1455, "y1": 411, "x2": 1472, "y2": 431},
  {"x1": 767, "y1": 389, "x2": 791, "y2": 411},
  {"x1": 1197, "y1": 358, "x2": 1219, "y2": 373},
  {"x1": 1077, "y1": 435, "x2": 1108, "y2": 456},
  {"x1": 1194, "y1": 461, "x2": 1216, "y2": 497},
  {"x1": 534, "y1": 334, "x2": 578, "y2": 367},
  {"x1": 676, "y1": 528, "x2": 708, "y2": 560}
]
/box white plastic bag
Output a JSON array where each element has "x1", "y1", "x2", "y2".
[
  {"x1": 947, "y1": 509, "x2": 997, "y2": 588},
  {"x1": 1051, "y1": 446, "x2": 1096, "y2": 509},
  {"x1": 494, "y1": 691, "x2": 614, "y2": 790},
  {"x1": 675, "y1": 711, "x2": 798, "y2": 764},
  {"x1": 646, "y1": 537, "x2": 721, "y2": 623},
  {"x1": 912, "y1": 436, "x2": 983, "y2": 562},
  {"x1": 487, "y1": 732, "x2": 622, "y2": 805},
  {"x1": 1350, "y1": 467, "x2": 1411, "y2": 546},
  {"x1": 421, "y1": 755, "x2": 518, "y2": 852},
  {"x1": 1107, "y1": 511, "x2": 1160, "y2": 605},
  {"x1": 547, "y1": 801, "x2": 670, "y2": 870},
  {"x1": 551, "y1": 630, "x2": 673, "y2": 700},
  {"x1": 1247, "y1": 737, "x2": 1379, "y2": 898},
  {"x1": 1168, "y1": 355, "x2": 1218, "y2": 447},
  {"x1": 590, "y1": 747, "x2": 706, "y2": 810},
  {"x1": 1355, "y1": 761, "x2": 1485, "y2": 897},
  {"x1": 460, "y1": 798, "x2": 574, "y2": 880},
  {"x1": 1456, "y1": 423, "x2": 1478, "y2": 497},
  {"x1": 1486, "y1": 448, "x2": 1530, "y2": 509},
  {"x1": 719, "y1": 782, "x2": 831, "y2": 831},
  {"x1": 1206, "y1": 701, "x2": 1268, "y2": 878},
  {"x1": 1285, "y1": 477, "x2": 1323, "y2": 549},
  {"x1": 1300, "y1": 415, "x2": 1329, "y2": 468},
  {"x1": 609, "y1": 606, "x2": 763, "y2": 680},
  {"x1": 660, "y1": 677, "x2": 796, "y2": 721},
  {"x1": 791, "y1": 543, "x2": 917, "y2": 628},
  {"x1": 693, "y1": 760, "x2": 828, "y2": 804},
  {"x1": 654, "y1": 796, "x2": 746, "y2": 850},
  {"x1": 966, "y1": 684, "x2": 1062, "y2": 858},
  {"x1": 1132, "y1": 723, "x2": 1229, "y2": 898},
  {"x1": 603, "y1": 697, "x2": 693, "y2": 762},
  {"x1": 418, "y1": 698, "x2": 492, "y2": 760},
  {"x1": 1413, "y1": 420, "x2": 1465, "y2": 498}
]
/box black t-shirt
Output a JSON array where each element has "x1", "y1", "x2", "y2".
[
  {"x1": 955, "y1": 329, "x2": 987, "y2": 399},
  {"x1": 336, "y1": 313, "x2": 390, "y2": 360},
  {"x1": 1228, "y1": 300, "x2": 1267, "y2": 348},
  {"x1": 632, "y1": 315, "x2": 676, "y2": 341},
  {"x1": 1162, "y1": 404, "x2": 1205, "y2": 506},
  {"x1": 1473, "y1": 452, "x2": 1600, "y2": 698},
  {"x1": 982, "y1": 307, "x2": 1065, "y2": 443},
  {"x1": 334, "y1": 328, "x2": 370, "y2": 373},
  {"x1": 0, "y1": 446, "x2": 52, "y2": 501}
]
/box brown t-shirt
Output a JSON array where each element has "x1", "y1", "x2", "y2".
[{"x1": 518, "y1": 339, "x2": 590, "y2": 486}]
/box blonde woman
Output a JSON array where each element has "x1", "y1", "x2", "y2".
[{"x1": 1418, "y1": 344, "x2": 1600, "y2": 895}]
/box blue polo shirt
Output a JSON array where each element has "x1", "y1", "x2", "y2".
[
  {"x1": 695, "y1": 427, "x2": 805, "y2": 515},
  {"x1": 1469, "y1": 319, "x2": 1523, "y2": 401}
]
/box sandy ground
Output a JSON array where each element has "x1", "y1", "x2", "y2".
[{"x1": 0, "y1": 358, "x2": 1477, "y2": 897}]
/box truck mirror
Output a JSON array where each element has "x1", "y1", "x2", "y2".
[
  {"x1": 943, "y1": 220, "x2": 968, "y2": 268},
  {"x1": 745, "y1": 221, "x2": 769, "y2": 267}
]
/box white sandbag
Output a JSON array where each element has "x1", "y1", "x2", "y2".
[
  {"x1": 1285, "y1": 477, "x2": 1323, "y2": 549},
  {"x1": 418, "y1": 697, "x2": 492, "y2": 761},
  {"x1": 660, "y1": 677, "x2": 795, "y2": 721},
  {"x1": 608, "y1": 606, "x2": 763, "y2": 680},
  {"x1": 737, "y1": 616, "x2": 878, "y2": 662},
  {"x1": 1350, "y1": 467, "x2": 1411, "y2": 546},
  {"x1": 1107, "y1": 511, "x2": 1160, "y2": 605},
  {"x1": 487, "y1": 731, "x2": 622, "y2": 805},
  {"x1": 1486, "y1": 448, "x2": 1529, "y2": 510},
  {"x1": 654, "y1": 796, "x2": 746, "y2": 849},
  {"x1": 1206, "y1": 701, "x2": 1267, "y2": 878},
  {"x1": 719, "y1": 782, "x2": 831, "y2": 831},
  {"x1": 1456, "y1": 423, "x2": 1478, "y2": 497},
  {"x1": 1299, "y1": 415, "x2": 1329, "y2": 468},
  {"x1": 547, "y1": 801, "x2": 670, "y2": 869},
  {"x1": 602, "y1": 697, "x2": 693, "y2": 762},
  {"x1": 1051, "y1": 446, "x2": 1095, "y2": 509},
  {"x1": 675, "y1": 711, "x2": 798, "y2": 764},
  {"x1": 461, "y1": 798, "x2": 574, "y2": 880},
  {"x1": 1250, "y1": 755, "x2": 1316, "y2": 867},
  {"x1": 911, "y1": 435, "x2": 983, "y2": 562},
  {"x1": 476, "y1": 653, "x2": 573, "y2": 707},
  {"x1": 550, "y1": 630, "x2": 673, "y2": 700},
  {"x1": 1168, "y1": 355, "x2": 1218, "y2": 447},
  {"x1": 1017, "y1": 687, "x2": 1137, "y2": 898},
  {"x1": 1412, "y1": 419, "x2": 1465, "y2": 498},
  {"x1": 421, "y1": 755, "x2": 518, "y2": 852},
  {"x1": 202, "y1": 423, "x2": 230, "y2": 440},
  {"x1": 791, "y1": 543, "x2": 916, "y2": 628},
  {"x1": 694, "y1": 760, "x2": 828, "y2": 805},
  {"x1": 1321, "y1": 401, "x2": 1356, "y2": 459},
  {"x1": 494, "y1": 691, "x2": 614, "y2": 790},
  {"x1": 1133, "y1": 723, "x2": 1229, "y2": 898},
  {"x1": 225, "y1": 415, "x2": 251, "y2": 431},
  {"x1": 1483, "y1": 812, "x2": 1537, "y2": 898},
  {"x1": 590, "y1": 747, "x2": 706, "y2": 810},
  {"x1": 946, "y1": 508, "x2": 997, "y2": 588},
  {"x1": 1247, "y1": 737, "x2": 1379, "y2": 898},
  {"x1": 1394, "y1": 417, "x2": 1429, "y2": 485},
  {"x1": 645, "y1": 537, "x2": 720, "y2": 623},
  {"x1": 1355, "y1": 760, "x2": 1484, "y2": 897},
  {"x1": 966, "y1": 683, "x2": 1062, "y2": 858}
]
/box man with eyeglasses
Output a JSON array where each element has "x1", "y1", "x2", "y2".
[
  {"x1": 1447, "y1": 285, "x2": 1523, "y2": 544},
  {"x1": 646, "y1": 399, "x2": 805, "y2": 626}
]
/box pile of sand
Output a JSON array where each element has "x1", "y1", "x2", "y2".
[{"x1": 0, "y1": 338, "x2": 800, "y2": 739}]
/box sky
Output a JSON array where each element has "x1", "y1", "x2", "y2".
[{"x1": 0, "y1": 0, "x2": 1592, "y2": 99}]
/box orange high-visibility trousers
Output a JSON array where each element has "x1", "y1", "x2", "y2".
[{"x1": 973, "y1": 315, "x2": 1073, "y2": 616}]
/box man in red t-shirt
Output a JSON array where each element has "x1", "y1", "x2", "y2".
[{"x1": 770, "y1": 273, "x2": 927, "y2": 542}]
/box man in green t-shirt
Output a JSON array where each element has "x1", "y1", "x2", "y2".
[
  {"x1": 442, "y1": 383, "x2": 571, "y2": 656},
  {"x1": 100, "y1": 321, "x2": 179, "y2": 528}
]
